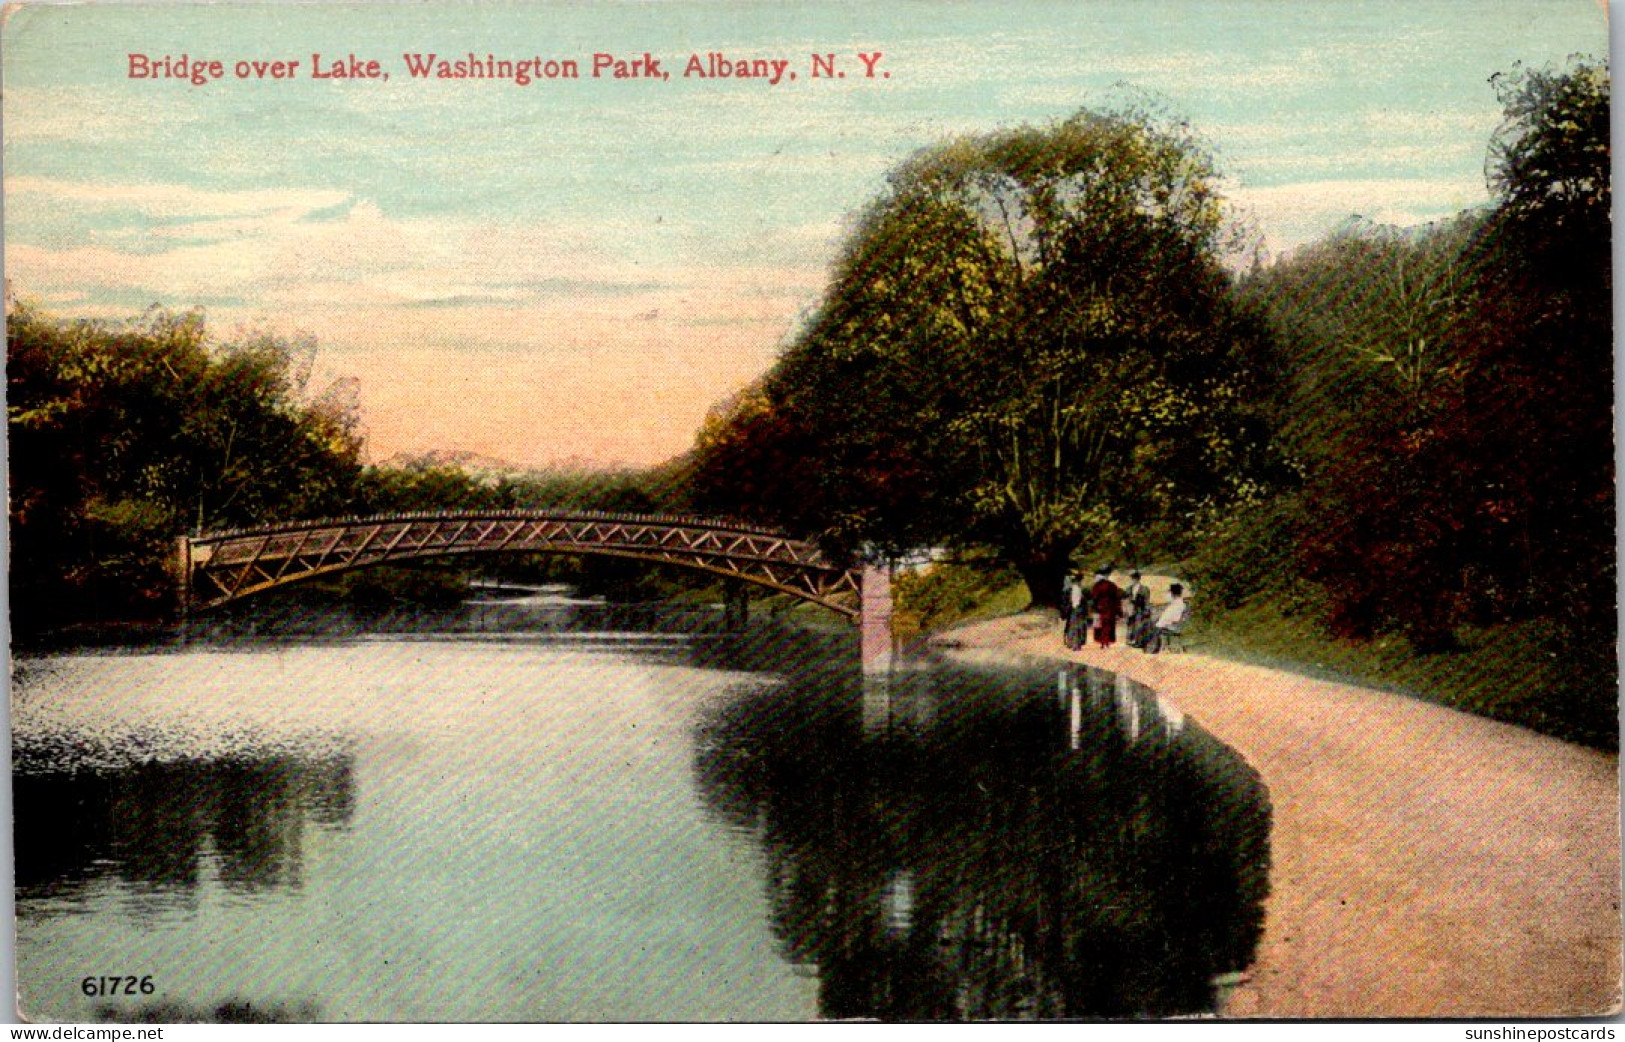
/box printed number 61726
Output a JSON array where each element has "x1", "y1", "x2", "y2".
[{"x1": 82, "y1": 976, "x2": 155, "y2": 997}]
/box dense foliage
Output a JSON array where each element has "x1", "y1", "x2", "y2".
[
  {"x1": 1230, "y1": 58, "x2": 1612, "y2": 655},
  {"x1": 5, "y1": 299, "x2": 702, "y2": 629},
  {"x1": 352, "y1": 460, "x2": 663, "y2": 516},
  {"x1": 690, "y1": 107, "x2": 1284, "y2": 605},
  {"x1": 9, "y1": 306, "x2": 363, "y2": 629},
  {"x1": 349, "y1": 461, "x2": 675, "y2": 600},
  {"x1": 693, "y1": 56, "x2": 1612, "y2": 704}
]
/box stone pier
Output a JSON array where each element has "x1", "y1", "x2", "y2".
[{"x1": 860, "y1": 562, "x2": 894, "y2": 673}]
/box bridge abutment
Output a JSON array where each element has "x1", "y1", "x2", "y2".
[
  {"x1": 174, "y1": 537, "x2": 193, "y2": 617},
  {"x1": 860, "y1": 562, "x2": 894, "y2": 673}
]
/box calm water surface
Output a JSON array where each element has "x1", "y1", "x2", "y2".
[{"x1": 14, "y1": 594, "x2": 1269, "y2": 1021}]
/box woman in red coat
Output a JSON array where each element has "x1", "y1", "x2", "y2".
[{"x1": 1090, "y1": 568, "x2": 1123, "y2": 648}]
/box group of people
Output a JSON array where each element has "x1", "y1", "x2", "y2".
[{"x1": 1061, "y1": 565, "x2": 1189, "y2": 654}]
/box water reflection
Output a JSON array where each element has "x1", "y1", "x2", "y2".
[
  {"x1": 193, "y1": 589, "x2": 738, "y2": 645},
  {"x1": 693, "y1": 660, "x2": 1271, "y2": 1020},
  {"x1": 15, "y1": 754, "x2": 356, "y2": 908},
  {"x1": 16, "y1": 605, "x2": 1267, "y2": 1022}
]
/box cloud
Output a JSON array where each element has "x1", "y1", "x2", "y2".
[
  {"x1": 4, "y1": 176, "x2": 830, "y2": 466},
  {"x1": 323, "y1": 324, "x2": 783, "y2": 467},
  {"x1": 1229, "y1": 176, "x2": 1488, "y2": 256},
  {"x1": 1360, "y1": 108, "x2": 1500, "y2": 137},
  {"x1": 1, "y1": 86, "x2": 206, "y2": 146},
  {"x1": 6, "y1": 176, "x2": 352, "y2": 221},
  {"x1": 4, "y1": 177, "x2": 827, "y2": 306}
]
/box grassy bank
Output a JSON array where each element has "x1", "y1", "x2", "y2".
[
  {"x1": 892, "y1": 558, "x2": 1033, "y2": 638},
  {"x1": 1192, "y1": 601, "x2": 1617, "y2": 751},
  {"x1": 909, "y1": 561, "x2": 1617, "y2": 752}
]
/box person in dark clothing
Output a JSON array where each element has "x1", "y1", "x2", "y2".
[
  {"x1": 1064, "y1": 571, "x2": 1088, "y2": 650},
  {"x1": 1090, "y1": 567, "x2": 1123, "y2": 648},
  {"x1": 1124, "y1": 570, "x2": 1153, "y2": 648}
]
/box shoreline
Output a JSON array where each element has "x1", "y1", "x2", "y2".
[{"x1": 937, "y1": 610, "x2": 1621, "y2": 1019}]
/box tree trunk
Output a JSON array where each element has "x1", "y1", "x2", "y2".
[{"x1": 1013, "y1": 543, "x2": 1075, "y2": 610}]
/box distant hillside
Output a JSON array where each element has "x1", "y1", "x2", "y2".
[{"x1": 378, "y1": 449, "x2": 632, "y2": 484}]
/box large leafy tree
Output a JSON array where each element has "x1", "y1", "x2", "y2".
[
  {"x1": 1472, "y1": 58, "x2": 1613, "y2": 627},
  {"x1": 1247, "y1": 217, "x2": 1494, "y2": 643},
  {"x1": 1249, "y1": 57, "x2": 1611, "y2": 650},
  {"x1": 8, "y1": 304, "x2": 363, "y2": 627},
  {"x1": 692, "y1": 107, "x2": 1282, "y2": 605}
]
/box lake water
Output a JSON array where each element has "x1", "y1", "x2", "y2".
[{"x1": 13, "y1": 593, "x2": 1270, "y2": 1022}]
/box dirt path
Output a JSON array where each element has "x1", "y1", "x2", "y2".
[{"x1": 940, "y1": 611, "x2": 1621, "y2": 1019}]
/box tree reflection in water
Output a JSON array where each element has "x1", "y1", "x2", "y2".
[
  {"x1": 15, "y1": 754, "x2": 356, "y2": 906},
  {"x1": 693, "y1": 660, "x2": 1271, "y2": 1020}
]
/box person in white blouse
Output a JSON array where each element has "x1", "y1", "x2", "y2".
[{"x1": 1148, "y1": 583, "x2": 1189, "y2": 654}]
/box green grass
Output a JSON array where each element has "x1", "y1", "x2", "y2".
[
  {"x1": 655, "y1": 554, "x2": 1617, "y2": 752},
  {"x1": 1179, "y1": 601, "x2": 1617, "y2": 751},
  {"x1": 900, "y1": 560, "x2": 1617, "y2": 752},
  {"x1": 893, "y1": 559, "x2": 1032, "y2": 637}
]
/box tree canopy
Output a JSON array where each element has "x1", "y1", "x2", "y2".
[
  {"x1": 691, "y1": 107, "x2": 1282, "y2": 604},
  {"x1": 1234, "y1": 56, "x2": 1611, "y2": 651},
  {"x1": 8, "y1": 304, "x2": 363, "y2": 627}
]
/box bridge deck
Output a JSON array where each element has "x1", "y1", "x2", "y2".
[{"x1": 181, "y1": 510, "x2": 863, "y2": 616}]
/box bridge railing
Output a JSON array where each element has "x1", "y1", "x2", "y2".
[
  {"x1": 193, "y1": 509, "x2": 808, "y2": 544},
  {"x1": 180, "y1": 510, "x2": 897, "y2": 667},
  {"x1": 182, "y1": 510, "x2": 863, "y2": 615}
]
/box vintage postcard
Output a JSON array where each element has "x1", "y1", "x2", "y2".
[{"x1": 4, "y1": 0, "x2": 1617, "y2": 1025}]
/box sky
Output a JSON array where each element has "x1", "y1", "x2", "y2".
[{"x1": 2, "y1": 0, "x2": 1610, "y2": 470}]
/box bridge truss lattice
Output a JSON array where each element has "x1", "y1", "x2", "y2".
[{"x1": 179, "y1": 511, "x2": 861, "y2": 616}]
